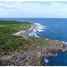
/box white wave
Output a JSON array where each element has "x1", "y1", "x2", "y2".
[
  {"x1": 44, "y1": 58, "x2": 49, "y2": 64},
  {"x1": 62, "y1": 41, "x2": 67, "y2": 44},
  {"x1": 13, "y1": 23, "x2": 46, "y2": 38},
  {"x1": 33, "y1": 23, "x2": 46, "y2": 32},
  {"x1": 29, "y1": 23, "x2": 46, "y2": 37}
]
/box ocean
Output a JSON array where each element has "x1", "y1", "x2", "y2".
[
  {"x1": 1, "y1": 18, "x2": 67, "y2": 41},
  {"x1": 1, "y1": 18, "x2": 67, "y2": 66}
]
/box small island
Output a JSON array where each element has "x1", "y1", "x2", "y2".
[{"x1": 0, "y1": 20, "x2": 67, "y2": 66}]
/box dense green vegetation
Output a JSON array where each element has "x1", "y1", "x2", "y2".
[
  {"x1": 0, "y1": 20, "x2": 48, "y2": 53},
  {"x1": 0, "y1": 20, "x2": 31, "y2": 52},
  {"x1": 28, "y1": 36, "x2": 48, "y2": 46}
]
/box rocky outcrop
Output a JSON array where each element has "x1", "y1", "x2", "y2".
[{"x1": 0, "y1": 40, "x2": 67, "y2": 66}]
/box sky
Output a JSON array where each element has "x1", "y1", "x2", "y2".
[{"x1": 0, "y1": 1, "x2": 67, "y2": 18}]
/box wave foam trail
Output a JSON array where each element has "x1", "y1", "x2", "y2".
[
  {"x1": 44, "y1": 58, "x2": 49, "y2": 64},
  {"x1": 29, "y1": 23, "x2": 46, "y2": 37},
  {"x1": 33, "y1": 23, "x2": 46, "y2": 32}
]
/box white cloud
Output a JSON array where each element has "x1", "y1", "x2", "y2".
[{"x1": 0, "y1": 1, "x2": 67, "y2": 18}]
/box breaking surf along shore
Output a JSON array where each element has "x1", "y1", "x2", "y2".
[
  {"x1": 0, "y1": 20, "x2": 67, "y2": 66},
  {"x1": 13, "y1": 22, "x2": 46, "y2": 38}
]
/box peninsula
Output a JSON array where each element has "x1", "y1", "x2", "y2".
[{"x1": 0, "y1": 20, "x2": 67, "y2": 66}]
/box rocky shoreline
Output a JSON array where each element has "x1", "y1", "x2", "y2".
[
  {"x1": 0, "y1": 39, "x2": 67, "y2": 66},
  {"x1": 0, "y1": 22, "x2": 67, "y2": 66}
]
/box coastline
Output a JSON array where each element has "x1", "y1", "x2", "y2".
[
  {"x1": 0, "y1": 22, "x2": 67, "y2": 65},
  {"x1": 12, "y1": 22, "x2": 33, "y2": 37},
  {"x1": 13, "y1": 22, "x2": 67, "y2": 47},
  {"x1": 0, "y1": 38, "x2": 67, "y2": 66}
]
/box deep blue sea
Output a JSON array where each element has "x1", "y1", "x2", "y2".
[
  {"x1": 1, "y1": 18, "x2": 67, "y2": 41},
  {"x1": 1, "y1": 18, "x2": 67, "y2": 66},
  {"x1": 43, "y1": 52, "x2": 67, "y2": 66}
]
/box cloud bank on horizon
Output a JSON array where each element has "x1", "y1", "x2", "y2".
[{"x1": 0, "y1": 1, "x2": 67, "y2": 18}]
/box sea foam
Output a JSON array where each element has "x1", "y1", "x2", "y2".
[
  {"x1": 29, "y1": 23, "x2": 46, "y2": 37},
  {"x1": 13, "y1": 23, "x2": 46, "y2": 38}
]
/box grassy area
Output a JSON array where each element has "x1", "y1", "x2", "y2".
[
  {"x1": 0, "y1": 20, "x2": 31, "y2": 52},
  {"x1": 0, "y1": 20, "x2": 48, "y2": 53},
  {"x1": 28, "y1": 36, "x2": 48, "y2": 46}
]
